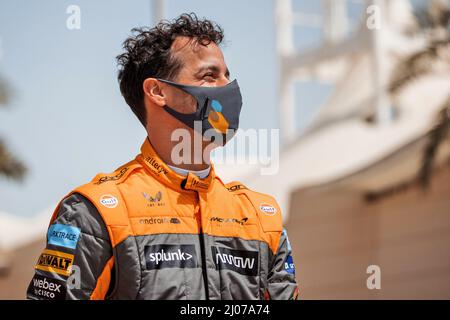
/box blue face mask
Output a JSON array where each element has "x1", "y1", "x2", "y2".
[{"x1": 157, "y1": 78, "x2": 243, "y2": 145}]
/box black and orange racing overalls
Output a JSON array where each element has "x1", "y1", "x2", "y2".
[{"x1": 26, "y1": 138, "x2": 299, "y2": 300}]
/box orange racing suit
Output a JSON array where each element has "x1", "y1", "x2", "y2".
[{"x1": 26, "y1": 138, "x2": 299, "y2": 300}]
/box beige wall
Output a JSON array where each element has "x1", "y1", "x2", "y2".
[
  {"x1": 287, "y1": 165, "x2": 450, "y2": 299},
  {"x1": 0, "y1": 239, "x2": 45, "y2": 300}
]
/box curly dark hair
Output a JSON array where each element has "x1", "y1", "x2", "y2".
[{"x1": 116, "y1": 13, "x2": 224, "y2": 126}]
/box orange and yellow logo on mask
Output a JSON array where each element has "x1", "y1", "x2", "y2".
[{"x1": 208, "y1": 100, "x2": 229, "y2": 134}]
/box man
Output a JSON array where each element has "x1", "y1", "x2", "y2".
[{"x1": 26, "y1": 13, "x2": 299, "y2": 300}]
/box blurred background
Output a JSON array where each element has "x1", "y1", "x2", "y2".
[{"x1": 1, "y1": 0, "x2": 450, "y2": 299}]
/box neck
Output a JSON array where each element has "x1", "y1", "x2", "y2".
[
  {"x1": 167, "y1": 164, "x2": 211, "y2": 179},
  {"x1": 146, "y1": 131, "x2": 211, "y2": 171}
]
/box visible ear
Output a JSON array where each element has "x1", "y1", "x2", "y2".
[{"x1": 143, "y1": 78, "x2": 166, "y2": 107}]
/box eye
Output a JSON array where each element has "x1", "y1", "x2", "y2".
[{"x1": 203, "y1": 72, "x2": 215, "y2": 80}]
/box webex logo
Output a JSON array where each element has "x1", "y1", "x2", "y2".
[{"x1": 27, "y1": 274, "x2": 66, "y2": 300}]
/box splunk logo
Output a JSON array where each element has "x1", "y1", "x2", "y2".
[
  {"x1": 145, "y1": 244, "x2": 197, "y2": 270},
  {"x1": 211, "y1": 247, "x2": 259, "y2": 276}
]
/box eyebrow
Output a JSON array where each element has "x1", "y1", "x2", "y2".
[{"x1": 197, "y1": 65, "x2": 230, "y2": 78}]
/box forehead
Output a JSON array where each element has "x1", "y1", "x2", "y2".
[{"x1": 170, "y1": 36, "x2": 226, "y2": 70}]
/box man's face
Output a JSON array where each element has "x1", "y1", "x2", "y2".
[{"x1": 162, "y1": 36, "x2": 230, "y2": 114}]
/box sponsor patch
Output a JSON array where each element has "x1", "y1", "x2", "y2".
[
  {"x1": 259, "y1": 203, "x2": 277, "y2": 216},
  {"x1": 142, "y1": 191, "x2": 165, "y2": 207},
  {"x1": 209, "y1": 216, "x2": 248, "y2": 226},
  {"x1": 27, "y1": 274, "x2": 66, "y2": 300},
  {"x1": 144, "y1": 156, "x2": 169, "y2": 175},
  {"x1": 212, "y1": 247, "x2": 259, "y2": 276},
  {"x1": 226, "y1": 184, "x2": 247, "y2": 192},
  {"x1": 180, "y1": 172, "x2": 211, "y2": 191},
  {"x1": 139, "y1": 217, "x2": 181, "y2": 225},
  {"x1": 35, "y1": 249, "x2": 74, "y2": 276},
  {"x1": 143, "y1": 191, "x2": 162, "y2": 202},
  {"x1": 190, "y1": 179, "x2": 209, "y2": 190},
  {"x1": 94, "y1": 167, "x2": 128, "y2": 185},
  {"x1": 284, "y1": 255, "x2": 296, "y2": 275},
  {"x1": 99, "y1": 194, "x2": 118, "y2": 208},
  {"x1": 145, "y1": 244, "x2": 197, "y2": 270},
  {"x1": 47, "y1": 224, "x2": 81, "y2": 249}
]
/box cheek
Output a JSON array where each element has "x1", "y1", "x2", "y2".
[{"x1": 167, "y1": 91, "x2": 197, "y2": 114}]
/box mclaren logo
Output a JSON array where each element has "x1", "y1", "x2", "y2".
[{"x1": 210, "y1": 217, "x2": 248, "y2": 225}]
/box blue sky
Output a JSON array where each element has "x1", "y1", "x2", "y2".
[
  {"x1": 0, "y1": 0, "x2": 427, "y2": 216},
  {"x1": 0, "y1": 0, "x2": 284, "y2": 216}
]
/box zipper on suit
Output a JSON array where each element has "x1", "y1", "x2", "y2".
[
  {"x1": 199, "y1": 227, "x2": 209, "y2": 300},
  {"x1": 195, "y1": 196, "x2": 209, "y2": 300}
]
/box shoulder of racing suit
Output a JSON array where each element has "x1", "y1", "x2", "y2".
[
  {"x1": 30, "y1": 155, "x2": 298, "y2": 300},
  {"x1": 222, "y1": 180, "x2": 283, "y2": 229},
  {"x1": 50, "y1": 162, "x2": 284, "y2": 252},
  {"x1": 221, "y1": 180, "x2": 284, "y2": 250},
  {"x1": 90, "y1": 160, "x2": 142, "y2": 187},
  {"x1": 48, "y1": 160, "x2": 142, "y2": 248}
]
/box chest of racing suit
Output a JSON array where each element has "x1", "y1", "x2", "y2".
[{"x1": 26, "y1": 139, "x2": 299, "y2": 300}]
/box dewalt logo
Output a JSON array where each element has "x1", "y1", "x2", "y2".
[{"x1": 35, "y1": 249, "x2": 74, "y2": 276}]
